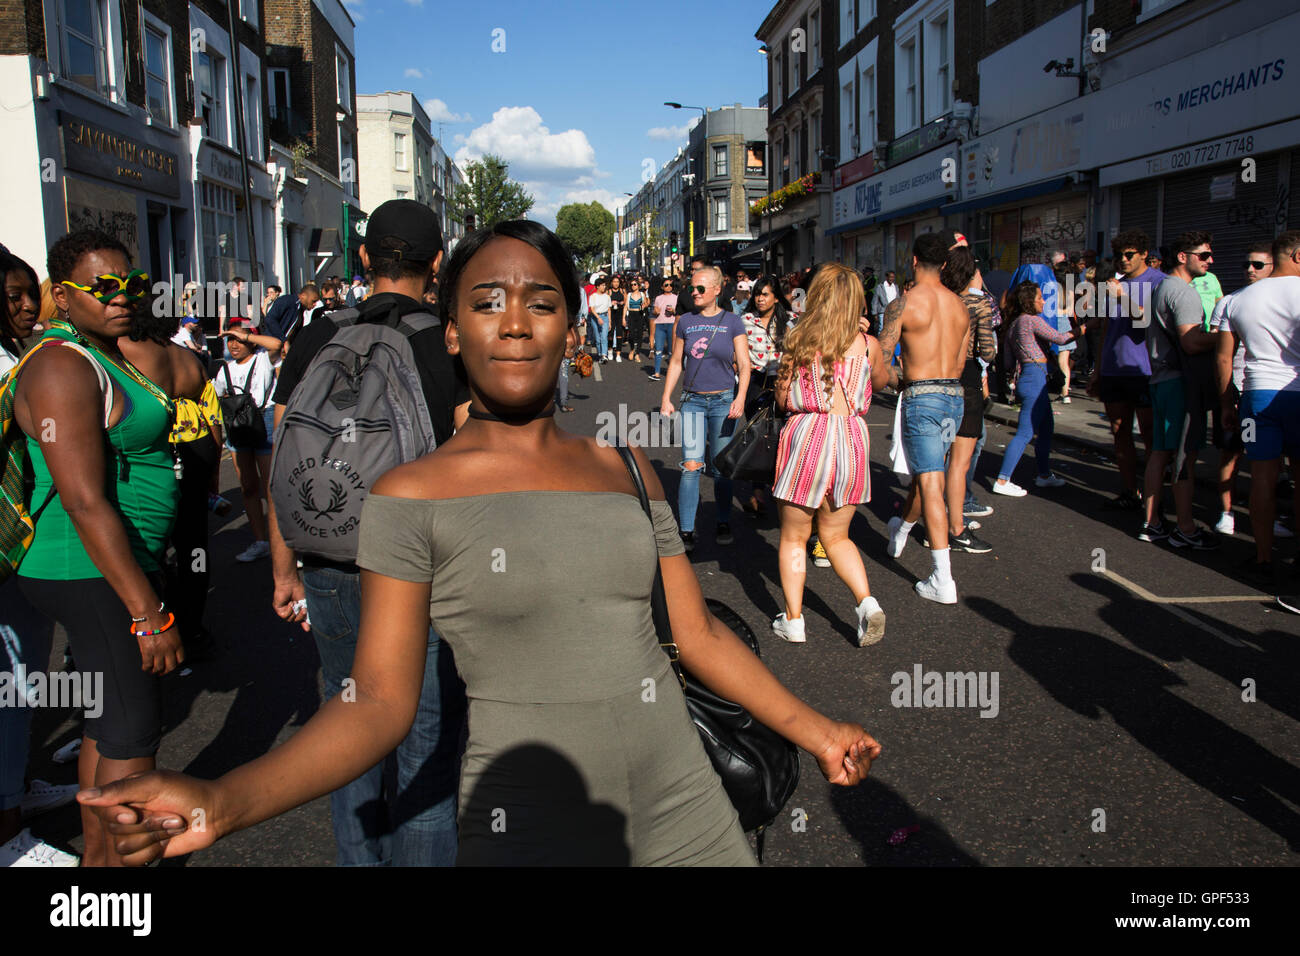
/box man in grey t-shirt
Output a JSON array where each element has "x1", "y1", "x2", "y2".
[{"x1": 1140, "y1": 231, "x2": 1222, "y2": 549}]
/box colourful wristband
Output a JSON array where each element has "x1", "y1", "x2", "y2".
[{"x1": 130, "y1": 612, "x2": 175, "y2": 638}]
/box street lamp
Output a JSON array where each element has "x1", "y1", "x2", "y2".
[{"x1": 665, "y1": 103, "x2": 707, "y2": 260}]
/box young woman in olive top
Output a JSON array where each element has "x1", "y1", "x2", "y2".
[
  {"x1": 80, "y1": 221, "x2": 881, "y2": 867},
  {"x1": 14, "y1": 230, "x2": 181, "y2": 866}
]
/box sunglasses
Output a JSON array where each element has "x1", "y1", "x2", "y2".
[
  {"x1": 1245, "y1": 260, "x2": 1270, "y2": 270},
  {"x1": 60, "y1": 269, "x2": 150, "y2": 303},
  {"x1": 1119, "y1": 251, "x2": 1142, "y2": 260},
  {"x1": 1190, "y1": 250, "x2": 1213, "y2": 261},
  {"x1": 692, "y1": 285, "x2": 707, "y2": 294}
]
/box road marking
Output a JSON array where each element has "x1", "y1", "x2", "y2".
[
  {"x1": 1100, "y1": 568, "x2": 1264, "y2": 648},
  {"x1": 593, "y1": 362, "x2": 603, "y2": 382}
]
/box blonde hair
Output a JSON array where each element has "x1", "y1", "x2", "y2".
[
  {"x1": 691, "y1": 265, "x2": 723, "y2": 290},
  {"x1": 778, "y1": 263, "x2": 865, "y2": 401},
  {"x1": 38, "y1": 277, "x2": 58, "y2": 324}
]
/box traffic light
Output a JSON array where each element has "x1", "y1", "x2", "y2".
[
  {"x1": 465, "y1": 213, "x2": 476, "y2": 231},
  {"x1": 670, "y1": 231, "x2": 679, "y2": 254}
]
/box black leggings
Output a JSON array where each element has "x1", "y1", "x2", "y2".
[
  {"x1": 170, "y1": 435, "x2": 219, "y2": 641},
  {"x1": 17, "y1": 575, "x2": 163, "y2": 760},
  {"x1": 627, "y1": 311, "x2": 648, "y2": 351}
]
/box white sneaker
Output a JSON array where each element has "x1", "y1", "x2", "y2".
[
  {"x1": 616, "y1": 353, "x2": 623, "y2": 363},
  {"x1": 1, "y1": 829, "x2": 80, "y2": 867},
  {"x1": 236, "y1": 540, "x2": 271, "y2": 562},
  {"x1": 915, "y1": 573, "x2": 958, "y2": 605},
  {"x1": 1275, "y1": 520, "x2": 1295, "y2": 539},
  {"x1": 772, "y1": 613, "x2": 806, "y2": 643},
  {"x1": 885, "y1": 517, "x2": 908, "y2": 558},
  {"x1": 855, "y1": 596, "x2": 886, "y2": 647},
  {"x1": 21, "y1": 780, "x2": 78, "y2": 820},
  {"x1": 1215, "y1": 511, "x2": 1235, "y2": 535},
  {"x1": 992, "y1": 480, "x2": 1027, "y2": 497},
  {"x1": 1034, "y1": 473, "x2": 1066, "y2": 488}
]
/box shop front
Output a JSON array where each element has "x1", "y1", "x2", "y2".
[{"x1": 827, "y1": 144, "x2": 960, "y2": 277}]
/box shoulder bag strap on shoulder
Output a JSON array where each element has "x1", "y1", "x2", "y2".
[
  {"x1": 395, "y1": 312, "x2": 441, "y2": 337},
  {"x1": 47, "y1": 341, "x2": 113, "y2": 429},
  {"x1": 328, "y1": 308, "x2": 361, "y2": 329},
  {"x1": 615, "y1": 444, "x2": 685, "y2": 683}
]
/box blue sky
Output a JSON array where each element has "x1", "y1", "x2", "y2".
[{"x1": 344, "y1": 0, "x2": 769, "y2": 227}]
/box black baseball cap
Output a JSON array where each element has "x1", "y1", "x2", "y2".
[{"x1": 361, "y1": 199, "x2": 444, "y2": 264}]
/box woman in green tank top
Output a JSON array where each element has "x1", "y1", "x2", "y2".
[{"x1": 12, "y1": 230, "x2": 181, "y2": 867}]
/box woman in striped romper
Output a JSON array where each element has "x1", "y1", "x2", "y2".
[{"x1": 771, "y1": 263, "x2": 894, "y2": 647}]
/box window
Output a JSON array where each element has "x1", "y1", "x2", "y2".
[
  {"x1": 395, "y1": 132, "x2": 408, "y2": 171},
  {"x1": 897, "y1": 35, "x2": 918, "y2": 133},
  {"x1": 859, "y1": 64, "x2": 876, "y2": 153},
  {"x1": 268, "y1": 67, "x2": 289, "y2": 117},
  {"x1": 789, "y1": 28, "x2": 799, "y2": 95},
  {"x1": 62, "y1": 0, "x2": 108, "y2": 93},
  {"x1": 791, "y1": 125, "x2": 801, "y2": 179},
  {"x1": 810, "y1": 111, "x2": 821, "y2": 163},
  {"x1": 395, "y1": 189, "x2": 408, "y2": 199},
  {"x1": 240, "y1": 0, "x2": 259, "y2": 28},
  {"x1": 335, "y1": 48, "x2": 351, "y2": 112},
  {"x1": 925, "y1": 10, "x2": 952, "y2": 119},
  {"x1": 773, "y1": 51, "x2": 783, "y2": 107},
  {"x1": 745, "y1": 142, "x2": 766, "y2": 175},
  {"x1": 713, "y1": 144, "x2": 727, "y2": 178},
  {"x1": 810, "y1": 10, "x2": 820, "y2": 72},
  {"x1": 839, "y1": 0, "x2": 855, "y2": 46},
  {"x1": 714, "y1": 196, "x2": 728, "y2": 232},
  {"x1": 196, "y1": 49, "x2": 228, "y2": 144},
  {"x1": 840, "y1": 66, "x2": 855, "y2": 156},
  {"x1": 244, "y1": 74, "x2": 261, "y2": 157},
  {"x1": 143, "y1": 24, "x2": 171, "y2": 123},
  {"x1": 201, "y1": 180, "x2": 239, "y2": 281}
]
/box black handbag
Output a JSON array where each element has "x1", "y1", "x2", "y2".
[
  {"x1": 715, "y1": 393, "x2": 780, "y2": 483},
  {"x1": 617, "y1": 445, "x2": 800, "y2": 855}
]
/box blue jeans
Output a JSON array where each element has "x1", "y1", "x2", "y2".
[
  {"x1": 678, "y1": 389, "x2": 736, "y2": 533},
  {"x1": 998, "y1": 363, "x2": 1053, "y2": 481},
  {"x1": 965, "y1": 418, "x2": 986, "y2": 508},
  {"x1": 653, "y1": 324, "x2": 673, "y2": 376},
  {"x1": 592, "y1": 313, "x2": 609, "y2": 355},
  {"x1": 556, "y1": 357, "x2": 570, "y2": 406},
  {"x1": 0, "y1": 583, "x2": 55, "y2": 811},
  {"x1": 302, "y1": 566, "x2": 466, "y2": 866}
]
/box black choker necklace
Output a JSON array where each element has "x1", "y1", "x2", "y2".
[{"x1": 466, "y1": 403, "x2": 557, "y2": 423}]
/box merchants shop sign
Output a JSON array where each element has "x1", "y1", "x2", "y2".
[{"x1": 59, "y1": 112, "x2": 181, "y2": 198}]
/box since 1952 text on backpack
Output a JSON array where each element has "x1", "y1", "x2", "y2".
[{"x1": 270, "y1": 307, "x2": 439, "y2": 563}]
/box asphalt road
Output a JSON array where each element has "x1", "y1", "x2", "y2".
[{"x1": 23, "y1": 354, "x2": 1300, "y2": 866}]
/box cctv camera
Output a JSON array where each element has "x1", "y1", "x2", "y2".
[{"x1": 1042, "y1": 60, "x2": 1057, "y2": 73}]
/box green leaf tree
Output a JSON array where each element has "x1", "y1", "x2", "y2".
[
  {"x1": 555, "y1": 201, "x2": 616, "y2": 272},
  {"x1": 452, "y1": 154, "x2": 534, "y2": 229}
]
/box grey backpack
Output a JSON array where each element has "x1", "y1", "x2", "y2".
[{"x1": 270, "y1": 307, "x2": 439, "y2": 562}]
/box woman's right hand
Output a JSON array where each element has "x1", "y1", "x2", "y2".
[
  {"x1": 78, "y1": 770, "x2": 222, "y2": 865},
  {"x1": 660, "y1": 399, "x2": 675, "y2": 417}
]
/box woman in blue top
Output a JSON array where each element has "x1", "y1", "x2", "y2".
[{"x1": 658, "y1": 266, "x2": 751, "y2": 552}]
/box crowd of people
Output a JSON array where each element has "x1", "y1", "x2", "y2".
[{"x1": 0, "y1": 206, "x2": 1295, "y2": 868}]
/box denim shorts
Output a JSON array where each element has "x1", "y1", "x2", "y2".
[{"x1": 901, "y1": 381, "x2": 964, "y2": 474}]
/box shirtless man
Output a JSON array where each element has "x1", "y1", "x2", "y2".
[{"x1": 878, "y1": 232, "x2": 972, "y2": 604}]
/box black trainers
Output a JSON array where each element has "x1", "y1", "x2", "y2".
[
  {"x1": 950, "y1": 526, "x2": 993, "y2": 554},
  {"x1": 1105, "y1": 490, "x2": 1143, "y2": 510},
  {"x1": 715, "y1": 523, "x2": 734, "y2": 545},
  {"x1": 680, "y1": 531, "x2": 696, "y2": 553},
  {"x1": 1168, "y1": 527, "x2": 1218, "y2": 550},
  {"x1": 1137, "y1": 521, "x2": 1169, "y2": 543},
  {"x1": 963, "y1": 500, "x2": 994, "y2": 518}
]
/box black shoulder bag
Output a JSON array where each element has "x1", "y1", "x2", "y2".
[
  {"x1": 616, "y1": 445, "x2": 800, "y2": 858},
  {"x1": 219, "y1": 360, "x2": 269, "y2": 448}
]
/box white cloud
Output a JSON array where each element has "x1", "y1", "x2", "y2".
[
  {"x1": 424, "y1": 98, "x2": 471, "y2": 123},
  {"x1": 404, "y1": 68, "x2": 424, "y2": 79},
  {"x1": 453, "y1": 106, "x2": 596, "y2": 182},
  {"x1": 647, "y1": 125, "x2": 689, "y2": 142},
  {"x1": 403, "y1": 0, "x2": 424, "y2": 6}
]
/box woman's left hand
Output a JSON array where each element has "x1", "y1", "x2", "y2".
[
  {"x1": 815, "y1": 721, "x2": 882, "y2": 786},
  {"x1": 727, "y1": 396, "x2": 745, "y2": 419}
]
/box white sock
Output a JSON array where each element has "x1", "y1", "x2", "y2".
[
  {"x1": 857, "y1": 595, "x2": 881, "y2": 616},
  {"x1": 895, "y1": 519, "x2": 916, "y2": 539},
  {"x1": 931, "y1": 547, "x2": 952, "y2": 582}
]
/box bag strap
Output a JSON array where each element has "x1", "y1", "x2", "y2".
[
  {"x1": 683, "y1": 320, "x2": 724, "y2": 394},
  {"x1": 18, "y1": 340, "x2": 114, "y2": 429},
  {"x1": 615, "y1": 444, "x2": 686, "y2": 688}
]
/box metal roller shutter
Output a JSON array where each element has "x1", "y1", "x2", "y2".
[
  {"x1": 1162, "y1": 155, "x2": 1279, "y2": 295},
  {"x1": 1291, "y1": 151, "x2": 1300, "y2": 229},
  {"x1": 1119, "y1": 181, "x2": 1159, "y2": 252}
]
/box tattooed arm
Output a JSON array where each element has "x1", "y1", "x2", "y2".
[{"x1": 877, "y1": 294, "x2": 906, "y2": 391}]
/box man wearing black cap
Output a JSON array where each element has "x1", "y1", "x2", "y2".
[{"x1": 266, "y1": 199, "x2": 469, "y2": 866}]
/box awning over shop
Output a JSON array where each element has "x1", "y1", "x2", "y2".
[
  {"x1": 736, "y1": 225, "x2": 794, "y2": 256},
  {"x1": 939, "y1": 177, "x2": 1075, "y2": 216},
  {"x1": 825, "y1": 199, "x2": 943, "y2": 237}
]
